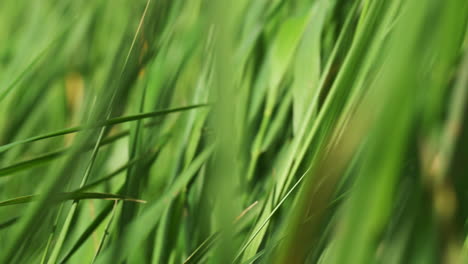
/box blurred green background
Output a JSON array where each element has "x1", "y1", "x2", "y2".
[{"x1": 0, "y1": 0, "x2": 467, "y2": 263}]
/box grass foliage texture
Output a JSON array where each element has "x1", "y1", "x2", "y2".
[{"x1": 0, "y1": 0, "x2": 467, "y2": 263}]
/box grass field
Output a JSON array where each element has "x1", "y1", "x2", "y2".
[{"x1": 0, "y1": 0, "x2": 467, "y2": 263}]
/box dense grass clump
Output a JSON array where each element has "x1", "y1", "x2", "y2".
[{"x1": 0, "y1": 0, "x2": 467, "y2": 263}]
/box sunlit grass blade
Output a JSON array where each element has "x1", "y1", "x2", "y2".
[
  {"x1": 0, "y1": 104, "x2": 208, "y2": 154},
  {"x1": 95, "y1": 145, "x2": 214, "y2": 263},
  {"x1": 58, "y1": 202, "x2": 115, "y2": 264},
  {"x1": 0, "y1": 192, "x2": 145, "y2": 207}
]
